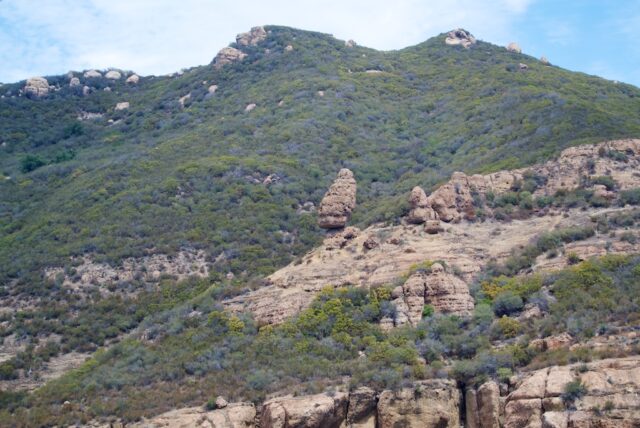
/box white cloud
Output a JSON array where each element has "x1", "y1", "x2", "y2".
[{"x1": 0, "y1": 0, "x2": 535, "y2": 82}]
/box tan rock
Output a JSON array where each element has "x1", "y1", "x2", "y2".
[
  {"x1": 477, "y1": 380, "x2": 500, "y2": 428},
  {"x1": 215, "y1": 396, "x2": 228, "y2": 408},
  {"x1": 24, "y1": 77, "x2": 49, "y2": 99},
  {"x1": 126, "y1": 74, "x2": 140, "y2": 84},
  {"x1": 128, "y1": 403, "x2": 255, "y2": 427},
  {"x1": 347, "y1": 387, "x2": 377, "y2": 426},
  {"x1": 105, "y1": 70, "x2": 121, "y2": 80},
  {"x1": 445, "y1": 28, "x2": 476, "y2": 48},
  {"x1": 377, "y1": 379, "x2": 460, "y2": 428},
  {"x1": 544, "y1": 332, "x2": 572, "y2": 350},
  {"x1": 345, "y1": 39, "x2": 357, "y2": 48},
  {"x1": 285, "y1": 44, "x2": 293, "y2": 52},
  {"x1": 214, "y1": 47, "x2": 247, "y2": 69},
  {"x1": 179, "y1": 93, "x2": 191, "y2": 108},
  {"x1": 318, "y1": 169, "x2": 357, "y2": 229},
  {"x1": 115, "y1": 102, "x2": 130, "y2": 111},
  {"x1": 504, "y1": 398, "x2": 542, "y2": 428},
  {"x1": 424, "y1": 220, "x2": 443, "y2": 234},
  {"x1": 507, "y1": 42, "x2": 522, "y2": 53},
  {"x1": 260, "y1": 392, "x2": 348, "y2": 428},
  {"x1": 245, "y1": 103, "x2": 256, "y2": 112},
  {"x1": 407, "y1": 186, "x2": 438, "y2": 224},
  {"x1": 545, "y1": 366, "x2": 574, "y2": 397},
  {"x1": 208, "y1": 84, "x2": 218, "y2": 94},
  {"x1": 541, "y1": 411, "x2": 567, "y2": 428},
  {"x1": 510, "y1": 369, "x2": 548, "y2": 400},
  {"x1": 363, "y1": 236, "x2": 379, "y2": 250},
  {"x1": 542, "y1": 397, "x2": 564, "y2": 412},
  {"x1": 540, "y1": 56, "x2": 551, "y2": 66},
  {"x1": 83, "y1": 70, "x2": 102, "y2": 78},
  {"x1": 69, "y1": 77, "x2": 81, "y2": 87},
  {"x1": 465, "y1": 388, "x2": 480, "y2": 428},
  {"x1": 236, "y1": 26, "x2": 267, "y2": 46}
]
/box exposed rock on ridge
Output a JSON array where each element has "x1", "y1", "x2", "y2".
[
  {"x1": 214, "y1": 47, "x2": 248, "y2": 69},
  {"x1": 318, "y1": 168, "x2": 357, "y2": 229},
  {"x1": 236, "y1": 26, "x2": 267, "y2": 46},
  {"x1": 445, "y1": 28, "x2": 477, "y2": 48},
  {"x1": 24, "y1": 77, "x2": 49, "y2": 99}
]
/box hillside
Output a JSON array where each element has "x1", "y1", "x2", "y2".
[{"x1": 0, "y1": 25, "x2": 640, "y2": 426}]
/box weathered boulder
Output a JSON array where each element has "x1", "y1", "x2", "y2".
[
  {"x1": 507, "y1": 42, "x2": 522, "y2": 53},
  {"x1": 215, "y1": 396, "x2": 228, "y2": 409},
  {"x1": 540, "y1": 56, "x2": 551, "y2": 66},
  {"x1": 318, "y1": 169, "x2": 357, "y2": 229},
  {"x1": 346, "y1": 387, "x2": 377, "y2": 427},
  {"x1": 24, "y1": 77, "x2": 49, "y2": 99},
  {"x1": 345, "y1": 39, "x2": 357, "y2": 48},
  {"x1": 427, "y1": 172, "x2": 473, "y2": 222},
  {"x1": 245, "y1": 103, "x2": 256, "y2": 112},
  {"x1": 445, "y1": 28, "x2": 477, "y2": 48},
  {"x1": 363, "y1": 236, "x2": 379, "y2": 250},
  {"x1": 390, "y1": 262, "x2": 473, "y2": 326},
  {"x1": 179, "y1": 93, "x2": 191, "y2": 108},
  {"x1": 377, "y1": 379, "x2": 460, "y2": 428},
  {"x1": 208, "y1": 84, "x2": 218, "y2": 94},
  {"x1": 504, "y1": 398, "x2": 542, "y2": 428},
  {"x1": 105, "y1": 70, "x2": 121, "y2": 80},
  {"x1": 82, "y1": 86, "x2": 91, "y2": 96},
  {"x1": 407, "y1": 186, "x2": 439, "y2": 224},
  {"x1": 260, "y1": 392, "x2": 348, "y2": 428},
  {"x1": 213, "y1": 47, "x2": 247, "y2": 69},
  {"x1": 285, "y1": 44, "x2": 293, "y2": 52},
  {"x1": 84, "y1": 69, "x2": 102, "y2": 78},
  {"x1": 115, "y1": 102, "x2": 130, "y2": 111},
  {"x1": 236, "y1": 26, "x2": 267, "y2": 46},
  {"x1": 126, "y1": 74, "x2": 140, "y2": 84},
  {"x1": 69, "y1": 77, "x2": 81, "y2": 87},
  {"x1": 128, "y1": 403, "x2": 256, "y2": 427}
]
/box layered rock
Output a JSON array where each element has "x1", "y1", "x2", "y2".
[
  {"x1": 236, "y1": 26, "x2": 267, "y2": 46},
  {"x1": 346, "y1": 387, "x2": 377, "y2": 427},
  {"x1": 214, "y1": 47, "x2": 248, "y2": 69},
  {"x1": 128, "y1": 403, "x2": 256, "y2": 427},
  {"x1": 260, "y1": 392, "x2": 348, "y2": 428},
  {"x1": 105, "y1": 70, "x2": 121, "y2": 80},
  {"x1": 24, "y1": 77, "x2": 49, "y2": 99},
  {"x1": 318, "y1": 169, "x2": 357, "y2": 229},
  {"x1": 445, "y1": 28, "x2": 477, "y2": 48},
  {"x1": 406, "y1": 186, "x2": 439, "y2": 224},
  {"x1": 388, "y1": 262, "x2": 473, "y2": 326},
  {"x1": 377, "y1": 379, "x2": 460, "y2": 428}
]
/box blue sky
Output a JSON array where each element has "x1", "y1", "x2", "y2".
[{"x1": 1, "y1": 0, "x2": 639, "y2": 86}]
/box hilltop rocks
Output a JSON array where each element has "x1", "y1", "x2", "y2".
[
  {"x1": 115, "y1": 102, "x2": 130, "y2": 111},
  {"x1": 213, "y1": 47, "x2": 247, "y2": 69},
  {"x1": 236, "y1": 26, "x2": 267, "y2": 46},
  {"x1": 24, "y1": 77, "x2": 49, "y2": 99},
  {"x1": 105, "y1": 70, "x2": 121, "y2": 80},
  {"x1": 427, "y1": 172, "x2": 477, "y2": 222},
  {"x1": 407, "y1": 186, "x2": 439, "y2": 224},
  {"x1": 540, "y1": 56, "x2": 551, "y2": 66},
  {"x1": 445, "y1": 29, "x2": 476, "y2": 48},
  {"x1": 69, "y1": 77, "x2": 81, "y2": 87},
  {"x1": 84, "y1": 70, "x2": 102, "y2": 78},
  {"x1": 377, "y1": 379, "x2": 460, "y2": 428},
  {"x1": 260, "y1": 392, "x2": 348, "y2": 428},
  {"x1": 318, "y1": 169, "x2": 357, "y2": 229},
  {"x1": 389, "y1": 262, "x2": 474, "y2": 326},
  {"x1": 506, "y1": 42, "x2": 522, "y2": 53},
  {"x1": 208, "y1": 84, "x2": 218, "y2": 94},
  {"x1": 345, "y1": 39, "x2": 357, "y2": 48},
  {"x1": 126, "y1": 74, "x2": 140, "y2": 84}
]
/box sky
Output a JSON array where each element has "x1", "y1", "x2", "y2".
[{"x1": 1, "y1": 0, "x2": 639, "y2": 86}]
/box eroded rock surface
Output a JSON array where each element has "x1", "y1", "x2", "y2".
[
  {"x1": 236, "y1": 26, "x2": 267, "y2": 46},
  {"x1": 24, "y1": 77, "x2": 49, "y2": 99},
  {"x1": 445, "y1": 28, "x2": 477, "y2": 48},
  {"x1": 128, "y1": 403, "x2": 256, "y2": 427},
  {"x1": 214, "y1": 47, "x2": 248, "y2": 69},
  {"x1": 406, "y1": 186, "x2": 439, "y2": 224},
  {"x1": 260, "y1": 392, "x2": 348, "y2": 428},
  {"x1": 318, "y1": 169, "x2": 357, "y2": 229}
]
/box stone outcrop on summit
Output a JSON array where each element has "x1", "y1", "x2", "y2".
[
  {"x1": 213, "y1": 47, "x2": 248, "y2": 69},
  {"x1": 406, "y1": 186, "x2": 439, "y2": 224},
  {"x1": 236, "y1": 26, "x2": 267, "y2": 46},
  {"x1": 445, "y1": 28, "x2": 477, "y2": 48},
  {"x1": 24, "y1": 77, "x2": 49, "y2": 99},
  {"x1": 506, "y1": 42, "x2": 522, "y2": 53},
  {"x1": 318, "y1": 168, "x2": 357, "y2": 229}
]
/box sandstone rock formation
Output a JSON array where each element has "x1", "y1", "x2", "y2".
[
  {"x1": 126, "y1": 74, "x2": 140, "y2": 84},
  {"x1": 445, "y1": 28, "x2": 477, "y2": 48},
  {"x1": 540, "y1": 56, "x2": 551, "y2": 66},
  {"x1": 82, "y1": 86, "x2": 91, "y2": 96},
  {"x1": 208, "y1": 84, "x2": 218, "y2": 94},
  {"x1": 345, "y1": 39, "x2": 357, "y2": 48},
  {"x1": 214, "y1": 47, "x2": 248, "y2": 69},
  {"x1": 245, "y1": 103, "x2": 256, "y2": 112},
  {"x1": 24, "y1": 77, "x2": 49, "y2": 99},
  {"x1": 377, "y1": 379, "x2": 460, "y2": 428},
  {"x1": 69, "y1": 77, "x2": 81, "y2": 87},
  {"x1": 105, "y1": 70, "x2": 121, "y2": 80},
  {"x1": 128, "y1": 402, "x2": 256, "y2": 427},
  {"x1": 260, "y1": 392, "x2": 348, "y2": 428},
  {"x1": 115, "y1": 102, "x2": 130, "y2": 111},
  {"x1": 318, "y1": 169, "x2": 357, "y2": 229},
  {"x1": 346, "y1": 387, "x2": 377, "y2": 427},
  {"x1": 84, "y1": 70, "x2": 102, "y2": 78},
  {"x1": 179, "y1": 93, "x2": 191, "y2": 108},
  {"x1": 388, "y1": 262, "x2": 473, "y2": 326},
  {"x1": 406, "y1": 186, "x2": 439, "y2": 224},
  {"x1": 284, "y1": 44, "x2": 293, "y2": 52},
  {"x1": 506, "y1": 42, "x2": 522, "y2": 53},
  {"x1": 236, "y1": 26, "x2": 267, "y2": 46}
]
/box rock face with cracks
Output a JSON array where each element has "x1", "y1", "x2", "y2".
[{"x1": 318, "y1": 169, "x2": 357, "y2": 229}]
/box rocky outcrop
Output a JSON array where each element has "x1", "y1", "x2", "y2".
[
  {"x1": 388, "y1": 262, "x2": 473, "y2": 326},
  {"x1": 406, "y1": 186, "x2": 439, "y2": 224},
  {"x1": 506, "y1": 42, "x2": 522, "y2": 53},
  {"x1": 128, "y1": 403, "x2": 256, "y2": 427},
  {"x1": 115, "y1": 102, "x2": 130, "y2": 111},
  {"x1": 318, "y1": 169, "x2": 357, "y2": 229},
  {"x1": 84, "y1": 70, "x2": 102, "y2": 78},
  {"x1": 345, "y1": 39, "x2": 357, "y2": 48},
  {"x1": 179, "y1": 93, "x2": 191, "y2": 108},
  {"x1": 208, "y1": 84, "x2": 218, "y2": 94},
  {"x1": 214, "y1": 47, "x2": 248, "y2": 69},
  {"x1": 105, "y1": 70, "x2": 121, "y2": 80},
  {"x1": 245, "y1": 103, "x2": 256, "y2": 112},
  {"x1": 126, "y1": 74, "x2": 140, "y2": 84},
  {"x1": 24, "y1": 77, "x2": 49, "y2": 99},
  {"x1": 260, "y1": 392, "x2": 348, "y2": 428},
  {"x1": 236, "y1": 26, "x2": 267, "y2": 46},
  {"x1": 346, "y1": 387, "x2": 377, "y2": 427},
  {"x1": 445, "y1": 28, "x2": 476, "y2": 48},
  {"x1": 69, "y1": 77, "x2": 81, "y2": 87},
  {"x1": 377, "y1": 379, "x2": 460, "y2": 428},
  {"x1": 504, "y1": 356, "x2": 640, "y2": 428},
  {"x1": 540, "y1": 56, "x2": 551, "y2": 66}
]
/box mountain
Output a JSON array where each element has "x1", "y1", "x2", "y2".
[{"x1": 0, "y1": 26, "x2": 639, "y2": 426}]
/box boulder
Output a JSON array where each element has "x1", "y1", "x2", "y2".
[
  {"x1": 69, "y1": 77, "x2": 81, "y2": 87},
  {"x1": 445, "y1": 28, "x2": 477, "y2": 48},
  {"x1": 466, "y1": 388, "x2": 480, "y2": 428},
  {"x1": 105, "y1": 70, "x2": 122, "y2": 80},
  {"x1": 427, "y1": 172, "x2": 474, "y2": 222},
  {"x1": 128, "y1": 403, "x2": 255, "y2": 427},
  {"x1": 363, "y1": 236, "x2": 379, "y2": 250},
  {"x1": 260, "y1": 392, "x2": 348, "y2": 428},
  {"x1": 213, "y1": 47, "x2": 247, "y2": 69},
  {"x1": 477, "y1": 381, "x2": 501, "y2": 428},
  {"x1": 126, "y1": 74, "x2": 140, "y2": 84},
  {"x1": 318, "y1": 169, "x2": 357, "y2": 229},
  {"x1": 82, "y1": 86, "x2": 91, "y2": 96},
  {"x1": 540, "y1": 56, "x2": 551, "y2": 66},
  {"x1": 346, "y1": 387, "x2": 377, "y2": 427},
  {"x1": 208, "y1": 84, "x2": 218, "y2": 94},
  {"x1": 215, "y1": 396, "x2": 228, "y2": 409},
  {"x1": 507, "y1": 42, "x2": 522, "y2": 53},
  {"x1": 345, "y1": 39, "x2": 357, "y2": 48},
  {"x1": 519, "y1": 63, "x2": 529, "y2": 70},
  {"x1": 285, "y1": 44, "x2": 293, "y2": 52},
  {"x1": 236, "y1": 26, "x2": 267, "y2": 46},
  {"x1": 24, "y1": 77, "x2": 49, "y2": 99},
  {"x1": 377, "y1": 379, "x2": 460, "y2": 428},
  {"x1": 115, "y1": 102, "x2": 130, "y2": 111},
  {"x1": 84, "y1": 69, "x2": 102, "y2": 78},
  {"x1": 245, "y1": 103, "x2": 256, "y2": 112},
  {"x1": 407, "y1": 186, "x2": 439, "y2": 224},
  {"x1": 425, "y1": 220, "x2": 443, "y2": 234},
  {"x1": 179, "y1": 93, "x2": 191, "y2": 108}
]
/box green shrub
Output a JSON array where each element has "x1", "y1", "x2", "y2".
[
  {"x1": 20, "y1": 154, "x2": 46, "y2": 173},
  {"x1": 561, "y1": 380, "x2": 587, "y2": 405},
  {"x1": 422, "y1": 304, "x2": 435, "y2": 318},
  {"x1": 493, "y1": 292, "x2": 524, "y2": 316}
]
